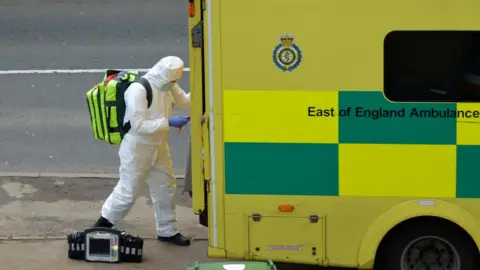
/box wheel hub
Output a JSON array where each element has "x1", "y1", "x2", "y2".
[
  {"x1": 420, "y1": 247, "x2": 440, "y2": 264},
  {"x1": 402, "y1": 236, "x2": 459, "y2": 270}
]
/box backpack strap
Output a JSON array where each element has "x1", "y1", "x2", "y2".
[
  {"x1": 138, "y1": 77, "x2": 153, "y2": 108},
  {"x1": 122, "y1": 78, "x2": 154, "y2": 133}
]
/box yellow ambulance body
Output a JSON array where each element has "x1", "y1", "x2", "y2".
[{"x1": 188, "y1": 0, "x2": 480, "y2": 269}]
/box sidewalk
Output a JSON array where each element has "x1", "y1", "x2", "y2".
[
  {"x1": 0, "y1": 176, "x2": 206, "y2": 239},
  {"x1": 0, "y1": 175, "x2": 217, "y2": 269}
]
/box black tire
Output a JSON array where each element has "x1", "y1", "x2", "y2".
[{"x1": 375, "y1": 218, "x2": 479, "y2": 270}]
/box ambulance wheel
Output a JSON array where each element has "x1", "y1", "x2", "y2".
[{"x1": 375, "y1": 217, "x2": 479, "y2": 270}]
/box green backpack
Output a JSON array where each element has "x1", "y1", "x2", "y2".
[{"x1": 86, "y1": 70, "x2": 153, "y2": 145}]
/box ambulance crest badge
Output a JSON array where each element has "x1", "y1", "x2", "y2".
[{"x1": 273, "y1": 33, "x2": 303, "y2": 72}]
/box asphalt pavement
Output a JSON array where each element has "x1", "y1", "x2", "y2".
[
  {"x1": 0, "y1": 0, "x2": 189, "y2": 70},
  {"x1": 0, "y1": 0, "x2": 192, "y2": 175}
]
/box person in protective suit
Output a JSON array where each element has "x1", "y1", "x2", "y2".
[{"x1": 93, "y1": 56, "x2": 192, "y2": 246}]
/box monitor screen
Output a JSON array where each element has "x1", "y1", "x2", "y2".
[{"x1": 88, "y1": 238, "x2": 111, "y2": 255}]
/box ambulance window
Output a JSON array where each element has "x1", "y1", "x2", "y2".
[{"x1": 384, "y1": 30, "x2": 480, "y2": 102}]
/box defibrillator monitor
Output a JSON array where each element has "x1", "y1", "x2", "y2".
[{"x1": 84, "y1": 228, "x2": 121, "y2": 263}]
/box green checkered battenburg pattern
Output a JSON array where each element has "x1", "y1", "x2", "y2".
[{"x1": 224, "y1": 91, "x2": 480, "y2": 198}]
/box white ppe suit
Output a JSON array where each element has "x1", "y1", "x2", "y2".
[{"x1": 101, "y1": 56, "x2": 190, "y2": 237}]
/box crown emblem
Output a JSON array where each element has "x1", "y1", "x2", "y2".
[
  {"x1": 280, "y1": 34, "x2": 294, "y2": 46},
  {"x1": 273, "y1": 33, "x2": 302, "y2": 72}
]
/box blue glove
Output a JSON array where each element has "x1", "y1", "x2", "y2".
[{"x1": 168, "y1": 116, "x2": 190, "y2": 128}]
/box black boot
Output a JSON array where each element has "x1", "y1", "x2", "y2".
[
  {"x1": 157, "y1": 233, "x2": 191, "y2": 246},
  {"x1": 92, "y1": 216, "x2": 113, "y2": 228}
]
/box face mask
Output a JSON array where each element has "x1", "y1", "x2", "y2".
[{"x1": 160, "y1": 81, "x2": 175, "y2": 92}]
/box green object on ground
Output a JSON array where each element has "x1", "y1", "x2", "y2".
[{"x1": 186, "y1": 260, "x2": 277, "y2": 270}]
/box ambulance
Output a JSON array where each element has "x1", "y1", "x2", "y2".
[{"x1": 186, "y1": 0, "x2": 480, "y2": 269}]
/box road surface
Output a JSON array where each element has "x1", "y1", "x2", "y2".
[{"x1": 0, "y1": 0, "x2": 191, "y2": 175}]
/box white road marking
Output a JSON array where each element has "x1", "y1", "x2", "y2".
[
  {"x1": 0, "y1": 68, "x2": 190, "y2": 75},
  {"x1": 0, "y1": 171, "x2": 185, "y2": 179}
]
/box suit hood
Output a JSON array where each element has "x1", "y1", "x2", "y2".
[{"x1": 142, "y1": 56, "x2": 184, "y2": 89}]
